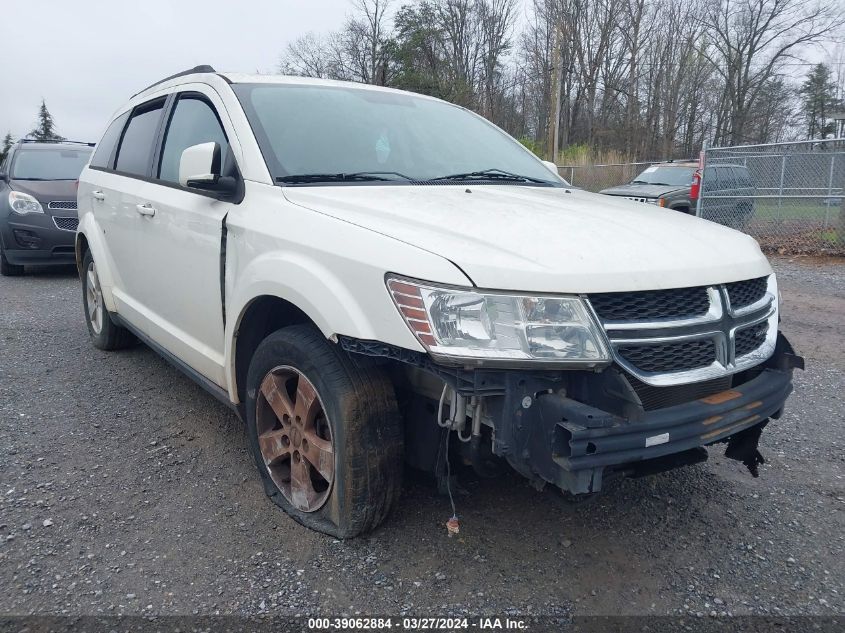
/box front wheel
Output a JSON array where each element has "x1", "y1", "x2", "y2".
[{"x1": 246, "y1": 325, "x2": 403, "y2": 538}]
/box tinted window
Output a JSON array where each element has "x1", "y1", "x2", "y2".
[
  {"x1": 115, "y1": 102, "x2": 165, "y2": 176},
  {"x1": 158, "y1": 97, "x2": 229, "y2": 184},
  {"x1": 11, "y1": 148, "x2": 93, "y2": 180},
  {"x1": 234, "y1": 83, "x2": 562, "y2": 185},
  {"x1": 91, "y1": 113, "x2": 129, "y2": 169}
]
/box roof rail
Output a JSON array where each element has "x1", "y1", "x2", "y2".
[
  {"x1": 131, "y1": 65, "x2": 217, "y2": 98},
  {"x1": 18, "y1": 139, "x2": 95, "y2": 147}
]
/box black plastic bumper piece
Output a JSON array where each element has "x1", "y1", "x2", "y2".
[{"x1": 506, "y1": 335, "x2": 801, "y2": 495}]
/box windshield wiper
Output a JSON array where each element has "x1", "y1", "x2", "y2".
[
  {"x1": 630, "y1": 180, "x2": 650, "y2": 184},
  {"x1": 277, "y1": 171, "x2": 412, "y2": 184},
  {"x1": 277, "y1": 173, "x2": 390, "y2": 184},
  {"x1": 429, "y1": 168, "x2": 551, "y2": 184}
]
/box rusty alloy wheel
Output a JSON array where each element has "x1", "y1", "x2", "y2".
[{"x1": 255, "y1": 366, "x2": 335, "y2": 512}]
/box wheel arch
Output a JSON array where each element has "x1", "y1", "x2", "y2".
[
  {"x1": 230, "y1": 294, "x2": 317, "y2": 405},
  {"x1": 74, "y1": 232, "x2": 89, "y2": 276},
  {"x1": 74, "y1": 218, "x2": 119, "y2": 312}
]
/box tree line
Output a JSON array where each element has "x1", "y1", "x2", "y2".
[{"x1": 279, "y1": 0, "x2": 845, "y2": 162}]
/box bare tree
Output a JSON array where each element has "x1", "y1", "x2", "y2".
[
  {"x1": 706, "y1": 0, "x2": 844, "y2": 145},
  {"x1": 342, "y1": 0, "x2": 395, "y2": 85},
  {"x1": 277, "y1": 0, "x2": 845, "y2": 162}
]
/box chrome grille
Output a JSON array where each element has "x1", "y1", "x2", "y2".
[
  {"x1": 52, "y1": 217, "x2": 79, "y2": 232},
  {"x1": 587, "y1": 275, "x2": 777, "y2": 387},
  {"x1": 48, "y1": 200, "x2": 77, "y2": 210},
  {"x1": 623, "y1": 196, "x2": 657, "y2": 204},
  {"x1": 735, "y1": 321, "x2": 769, "y2": 358},
  {"x1": 726, "y1": 277, "x2": 768, "y2": 310},
  {"x1": 617, "y1": 339, "x2": 715, "y2": 373},
  {"x1": 590, "y1": 286, "x2": 709, "y2": 321}
]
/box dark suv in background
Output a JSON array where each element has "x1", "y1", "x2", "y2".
[
  {"x1": 0, "y1": 140, "x2": 93, "y2": 275},
  {"x1": 600, "y1": 160, "x2": 755, "y2": 227}
]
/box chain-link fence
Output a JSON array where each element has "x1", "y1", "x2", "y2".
[
  {"x1": 560, "y1": 160, "x2": 682, "y2": 193},
  {"x1": 700, "y1": 139, "x2": 845, "y2": 255}
]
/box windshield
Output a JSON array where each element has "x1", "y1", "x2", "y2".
[
  {"x1": 632, "y1": 165, "x2": 696, "y2": 186},
  {"x1": 234, "y1": 83, "x2": 563, "y2": 186},
  {"x1": 11, "y1": 148, "x2": 92, "y2": 180}
]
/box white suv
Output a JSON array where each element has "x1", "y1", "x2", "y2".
[{"x1": 76, "y1": 66, "x2": 803, "y2": 537}]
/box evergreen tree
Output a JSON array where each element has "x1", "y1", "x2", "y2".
[
  {"x1": 28, "y1": 100, "x2": 65, "y2": 141},
  {"x1": 0, "y1": 132, "x2": 13, "y2": 164},
  {"x1": 799, "y1": 64, "x2": 839, "y2": 139}
]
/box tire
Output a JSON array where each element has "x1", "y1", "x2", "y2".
[
  {"x1": 245, "y1": 324, "x2": 403, "y2": 538},
  {"x1": 81, "y1": 250, "x2": 135, "y2": 350},
  {"x1": 0, "y1": 246, "x2": 24, "y2": 276}
]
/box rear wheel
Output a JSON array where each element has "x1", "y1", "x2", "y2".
[
  {"x1": 0, "y1": 246, "x2": 24, "y2": 276},
  {"x1": 81, "y1": 250, "x2": 134, "y2": 350},
  {"x1": 246, "y1": 325, "x2": 403, "y2": 538}
]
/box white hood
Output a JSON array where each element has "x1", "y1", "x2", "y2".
[{"x1": 283, "y1": 184, "x2": 772, "y2": 294}]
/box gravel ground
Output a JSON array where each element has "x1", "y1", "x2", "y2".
[{"x1": 0, "y1": 257, "x2": 842, "y2": 618}]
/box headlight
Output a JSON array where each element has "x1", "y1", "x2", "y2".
[
  {"x1": 9, "y1": 191, "x2": 44, "y2": 215},
  {"x1": 387, "y1": 276, "x2": 611, "y2": 366}
]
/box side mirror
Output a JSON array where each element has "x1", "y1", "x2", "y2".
[
  {"x1": 179, "y1": 142, "x2": 220, "y2": 188},
  {"x1": 178, "y1": 142, "x2": 237, "y2": 196},
  {"x1": 541, "y1": 160, "x2": 560, "y2": 178},
  {"x1": 0, "y1": 172, "x2": 8, "y2": 183}
]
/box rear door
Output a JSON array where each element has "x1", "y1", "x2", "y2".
[
  {"x1": 90, "y1": 99, "x2": 168, "y2": 300},
  {"x1": 119, "y1": 87, "x2": 240, "y2": 384}
]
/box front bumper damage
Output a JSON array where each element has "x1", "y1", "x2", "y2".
[
  {"x1": 492, "y1": 333, "x2": 803, "y2": 494},
  {"x1": 341, "y1": 332, "x2": 803, "y2": 496}
]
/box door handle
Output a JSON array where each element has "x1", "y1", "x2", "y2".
[
  {"x1": 135, "y1": 203, "x2": 156, "y2": 217},
  {"x1": 92, "y1": 191, "x2": 106, "y2": 201}
]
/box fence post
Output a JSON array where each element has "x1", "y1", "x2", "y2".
[
  {"x1": 570, "y1": 166, "x2": 575, "y2": 185},
  {"x1": 777, "y1": 154, "x2": 787, "y2": 224}
]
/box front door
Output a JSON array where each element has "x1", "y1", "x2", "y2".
[{"x1": 122, "y1": 88, "x2": 239, "y2": 385}]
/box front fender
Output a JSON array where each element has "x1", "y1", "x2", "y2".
[
  {"x1": 221, "y1": 182, "x2": 473, "y2": 403},
  {"x1": 223, "y1": 250, "x2": 459, "y2": 403}
]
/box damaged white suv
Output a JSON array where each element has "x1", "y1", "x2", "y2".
[{"x1": 76, "y1": 66, "x2": 803, "y2": 537}]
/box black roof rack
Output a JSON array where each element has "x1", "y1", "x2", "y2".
[
  {"x1": 131, "y1": 65, "x2": 217, "y2": 98},
  {"x1": 18, "y1": 139, "x2": 95, "y2": 147}
]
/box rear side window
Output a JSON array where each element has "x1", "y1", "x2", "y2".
[
  {"x1": 90, "y1": 113, "x2": 129, "y2": 169},
  {"x1": 115, "y1": 101, "x2": 165, "y2": 176},
  {"x1": 158, "y1": 96, "x2": 229, "y2": 184}
]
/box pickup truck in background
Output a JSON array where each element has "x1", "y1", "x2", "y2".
[{"x1": 601, "y1": 160, "x2": 756, "y2": 228}]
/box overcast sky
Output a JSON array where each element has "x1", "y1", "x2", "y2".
[{"x1": 1, "y1": 0, "x2": 360, "y2": 142}]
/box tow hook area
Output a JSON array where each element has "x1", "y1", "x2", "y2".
[{"x1": 724, "y1": 421, "x2": 768, "y2": 477}]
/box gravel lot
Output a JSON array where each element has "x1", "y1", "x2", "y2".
[{"x1": 0, "y1": 257, "x2": 842, "y2": 618}]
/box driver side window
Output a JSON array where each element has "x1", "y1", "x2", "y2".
[{"x1": 158, "y1": 95, "x2": 230, "y2": 185}]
